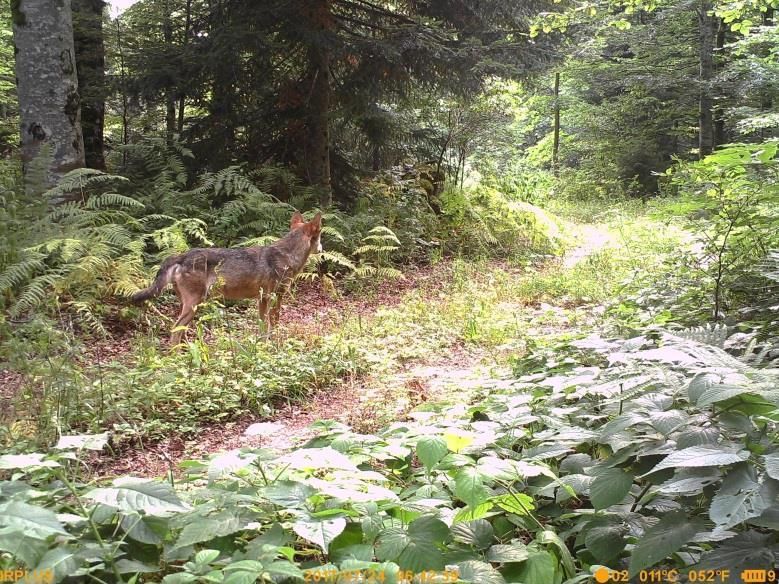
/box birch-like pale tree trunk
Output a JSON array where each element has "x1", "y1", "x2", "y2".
[{"x1": 12, "y1": 0, "x2": 85, "y2": 190}]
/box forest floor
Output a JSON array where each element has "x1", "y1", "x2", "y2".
[{"x1": 93, "y1": 219, "x2": 619, "y2": 479}]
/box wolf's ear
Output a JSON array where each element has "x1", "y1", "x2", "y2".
[
  {"x1": 309, "y1": 212, "x2": 323, "y2": 230},
  {"x1": 290, "y1": 212, "x2": 305, "y2": 229}
]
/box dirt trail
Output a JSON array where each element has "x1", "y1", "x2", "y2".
[
  {"x1": 94, "y1": 224, "x2": 614, "y2": 479},
  {"x1": 563, "y1": 223, "x2": 616, "y2": 269}
]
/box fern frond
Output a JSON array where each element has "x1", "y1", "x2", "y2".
[
  {"x1": 0, "y1": 252, "x2": 46, "y2": 291},
  {"x1": 11, "y1": 272, "x2": 64, "y2": 317},
  {"x1": 354, "y1": 244, "x2": 399, "y2": 255},
  {"x1": 677, "y1": 323, "x2": 730, "y2": 348},
  {"x1": 85, "y1": 193, "x2": 145, "y2": 210},
  {"x1": 240, "y1": 235, "x2": 279, "y2": 247},
  {"x1": 314, "y1": 250, "x2": 356, "y2": 271},
  {"x1": 365, "y1": 225, "x2": 402, "y2": 244},
  {"x1": 321, "y1": 226, "x2": 345, "y2": 242}
]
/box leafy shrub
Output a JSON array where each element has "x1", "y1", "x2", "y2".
[
  {"x1": 439, "y1": 185, "x2": 564, "y2": 258},
  {"x1": 0, "y1": 168, "x2": 211, "y2": 327},
  {"x1": 641, "y1": 141, "x2": 779, "y2": 323}
]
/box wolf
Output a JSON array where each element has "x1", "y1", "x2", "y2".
[{"x1": 131, "y1": 212, "x2": 323, "y2": 345}]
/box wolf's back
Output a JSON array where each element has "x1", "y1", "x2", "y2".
[{"x1": 131, "y1": 255, "x2": 180, "y2": 303}]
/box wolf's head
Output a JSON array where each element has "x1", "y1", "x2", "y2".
[{"x1": 290, "y1": 212, "x2": 323, "y2": 254}]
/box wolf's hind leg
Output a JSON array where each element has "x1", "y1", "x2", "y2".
[
  {"x1": 269, "y1": 283, "x2": 290, "y2": 328},
  {"x1": 170, "y1": 275, "x2": 206, "y2": 346},
  {"x1": 171, "y1": 304, "x2": 197, "y2": 346}
]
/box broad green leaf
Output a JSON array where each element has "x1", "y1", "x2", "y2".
[
  {"x1": 115, "y1": 559, "x2": 159, "y2": 574},
  {"x1": 454, "y1": 467, "x2": 491, "y2": 508},
  {"x1": 375, "y1": 516, "x2": 448, "y2": 572},
  {"x1": 764, "y1": 453, "x2": 779, "y2": 480},
  {"x1": 375, "y1": 527, "x2": 444, "y2": 573},
  {"x1": 559, "y1": 453, "x2": 592, "y2": 475},
  {"x1": 263, "y1": 481, "x2": 317, "y2": 508},
  {"x1": 515, "y1": 549, "x2": 556, "y2": 584},
  {"x1": 175, "y1": 513, "x2": 242, "y2": 548},
  {"x1": 599, "y1": 413, "x2": 644, "y2": 440},
  {"x1": 694, "y1": 531, "x2": 775, "y2": 572},
  {"x1": 485, "y1": 544, "x2": 529, "y2": 563},
  {"x1": 697, "y1": 384, "x2": 753, "y2": 407},
  {"x1": 162, "y1": 574, "x2": 198, "y2": 584},
  {"x1": 408, "y1": 515, "x2": 449, "y2": 542},
  {"x1": 54, "y1": 433, "x2": 108, "y2": 451},
  {"x1": 538, "y1": 529, "x2": 576, "y2": 578},
  {"x1": 0, "y1": 529, "x2": 48, "y2": 566},
  {"x1": 710, "y1": 465, "x2": 779, "y2": 529},
  {"x1": 650, "y1": 410, "x2": 689, "y2": 436},
  {"x1": 444, "y1": 432, "x2": 474, "y2": 453},
  {"x1": 456, "y1": 560, "x2": 506, "y2": 584},
  {"x1": 0, "y1": 453, "x2": 60, "y2": 470},
  {"x1": 222, "y1": 560, "x2": 264, "y2": 584},
  {"x1": 375, "y1": 527, "x2": 411, "y2": 562},
  {"x1": 453, "y1": 501, "x2": 494, "y2": 522},
  {"x1": 86, "y1": 480, "x2": 189, "y2": 515},
  {"x1": 687, "y1": 373, "x2": 720, "y2": 404},
  {"x1": 264, "y1": 561, "x2": 305, "y2": 579},
  {"x1": 451, "y1": 519, "x2": 493, "y2": 549},
  {"x1": 292, "y1": 517, "x2": 346, "y2": 552},
  {"x1": 328, "y1": 522, "x2": 365, "y2": 563},
  {"x1": 493, "y1": 493, "x2": 535, "y2": 515},
  {"x1": 676, "y1": 427, "x2": 720, "y2": 448},
  {"x1": 647, "y1": 446, "x2": 748, "y2": 474},
  {"x1": 280, "y1": 447, "x2": 359, "y2": 471},
  {"x1": 628, "y1": 512, "x2": 703, "y2": 577},
  {"x1": 657, "y1": 469, "x2": 721, "y2": 495},
  {"x1": 748, "y1": 504, "x2": 779, "y2": 529},
  {"x1": 417, "y1": 436, "x2": 448, "y2": 469},
  {"x1": 0, "y1": 501, "x2": 70, "y2": 540},
  {"x1": 584, "y1": 518, "x2": 625, "y2": 563},
  {"x1": 31, "y1": 548, "x2": 78, "y2": 583},
  {"x1": 207, "y1": 451, "x2": 257, "y2": 481},
  {"x1": 195, "y1": 550, "x2": 220, "y2": 565},
  {"x1": 120, "y1": 513, "x2": 167, "y2": 545},
  {"x1": 590, "y1": 468, "x2": 634, "y2": 509}
]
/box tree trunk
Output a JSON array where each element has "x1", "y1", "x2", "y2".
[
  {"x1": 12, "y1": 0, "x2": 85, "y2": 191},
  {"x1": 206, "y1": 0, "x2": 236, "y2": 167},
  {"x1": 166, "y1": 91, "x2": 176, "y2": 144},
  {"x1": 552, "y1": 71, "x2": 561, "y2": 176},
  {"x1": 177, "y1": 0, "x2": 193, "y2": 134},
  {"x1": 698, "y1": 0, "x2": 717, "y2": 158},
  {"x1": 163, "y1": 6, "x2": 176, "y2": 144},
  {"x1": 713, "y1": 19, "x2": 727, "y2": 147},
  {"x1": 304, "y1": 0, "x2": 333, "y2": 207},
  {"x1": 72, "y1": 0, "x2": 107, "y2": 170},
  {"x1": 760, "y1": 7, "x2": 774, "y2": 139},
  {"x1": 306, "y1": 48, "x2": 332, "y2": 207},
  {"x1": 115, "y1": 16, "x2": 129, "y2": 166}
]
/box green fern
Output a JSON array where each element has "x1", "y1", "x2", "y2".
[{"x1": 677, "y1": 323, "x2": 730, "y2": 348}]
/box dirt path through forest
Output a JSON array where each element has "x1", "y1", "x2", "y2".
[{"x1": 94, "y1": 221, "x2": 613, "y2": 479}]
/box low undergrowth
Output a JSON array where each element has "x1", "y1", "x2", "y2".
[{"x1": 2, "y1": 323, "x2": 778, "y2": 582}]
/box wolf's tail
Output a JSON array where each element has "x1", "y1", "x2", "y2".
[{"x1": 131, "y1": 255, "x2": 179, "y2": 303}]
